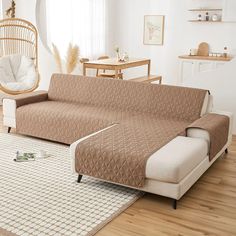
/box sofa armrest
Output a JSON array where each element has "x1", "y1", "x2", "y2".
[
  {"x1": 3, "y1": 90, "x2": 48, "y2": 108},
  {"x1": 186, "y1": 112, "x2": 232, "y2": 160},
  {"x1": 187, "y1": 111, "x2": 233, "y2": 144},
  {"x1": 211, "y1": 110, "x2": 234, "y2": 138},
  {"x1": 3, "y1": 91, "x2": 48, "y2": 128}
]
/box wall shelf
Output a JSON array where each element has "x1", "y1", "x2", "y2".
[
  {"x1": 189, "y1": 9, "x2": 222, "y2": 12},
  {"x1": 189, "y1": 20, "x2": 222, "y2": 23},
  {"x1": 179, "y1": 55, "x2": 233, "y2": 62},
  {"x1": 188, "y1": 0, "x2": 236, "y2": 23}
]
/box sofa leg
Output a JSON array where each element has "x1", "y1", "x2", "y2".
[
  {"x1": 172, "y1": 199, "x2": 177, "y2": 210},
  {"x1": 7, "y1": 127, "x2": 11, "y2": 133},
  {"x1": 225, "y1": 148, "x2": 228, "y2": 154},
  {"x1": 77, "y1": 174, "x2": 83, "y2": 183}
]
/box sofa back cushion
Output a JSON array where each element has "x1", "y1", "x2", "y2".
[{"x1": 48, "y1": 74, "x2": 208, "y2": 122}]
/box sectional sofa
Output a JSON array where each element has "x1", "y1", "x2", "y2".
[{"x1": 3, "y1": 74, "x2": 233, "y2": 209}]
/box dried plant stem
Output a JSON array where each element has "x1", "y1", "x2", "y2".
[
  {"x1": 66, "y1": 43, "x2": 80, "y2": 74},
  {"x1": 52, "y1": 43, "x2": 63, "y2": 73}
]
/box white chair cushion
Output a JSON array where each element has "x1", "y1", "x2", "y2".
[
  {"x1": 8, "y1": 54, "x2": 22, "y2": 76},
  {"x1": 16, "y1": 55, "x2": 37, "y2": 85},
  {"x1": 0, "y1": 56, "x2": 15, "y2": 83},
  {"x1": 0, "y1": 54, "x2": 37, "y2": 92},
  {"x1": 0, "y1": 82, "x2": 31, "y2": 91},
  {"x1": 146, "y1": 136, "x2": 208, "y2": 183}
]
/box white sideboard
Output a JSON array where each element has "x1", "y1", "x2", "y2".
[{"x1": 179, "y1": 55, "x2": 233, "y2": 84}]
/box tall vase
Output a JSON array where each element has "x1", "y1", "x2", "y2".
[{"x1": 116, "y1": 52, "x2": 120, "y2": 62}]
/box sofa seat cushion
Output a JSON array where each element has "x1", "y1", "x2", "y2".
[
  {"x1": 146, "y1": 136, "x2": 208, "y2": 183},
  {"x1": 16, "y1": 101, "x2": 132, "y2": 144}
]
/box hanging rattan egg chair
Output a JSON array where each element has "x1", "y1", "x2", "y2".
[{"x1": 0, "y1": 18, "x2": 40, "y2": 95}]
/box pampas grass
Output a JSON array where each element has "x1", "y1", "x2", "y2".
[
  {"x1": 52, "y1": 43, "x2": 80, "y2": 74},
  {"x1": 52, "y1": 43, "x2": 63, "y2": 73},
  {"x1": 66, "y1": 43, "x2": 80, "y2": 74}
]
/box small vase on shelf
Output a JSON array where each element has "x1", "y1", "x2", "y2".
[
  {"x1": 116, "y1": 52, "x2": 121, "y2": 61},
  {"x1": 114, "y1": 45, "x2": 120, "y2": 62},
  {"x1": 223, "y1": 47, "x2": 228, "y2": 58},
  {"x1": 198, "y1": 14, "x2": 202, "y2": 21}
]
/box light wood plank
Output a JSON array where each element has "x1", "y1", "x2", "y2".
[
  {"x1": 129, "y1": 75, "x2": 162, "y2": 84},
  {"x1": 179, "y1": 55, "x2": 233, "y2": 61}
]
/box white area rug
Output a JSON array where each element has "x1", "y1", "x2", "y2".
[{"x1": 0, "y1": 133, "x2": 142, "y2": 236}]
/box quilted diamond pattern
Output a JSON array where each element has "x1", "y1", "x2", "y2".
[
  {"x1": 48, "y1": 74, "x2": 207, "y2": 122},
  {"x1": 16, "y1": 101, "x2": 134, "y2": 144},
  {"x1": 15, "y1": 74, "x2": 210, "y2": 188},
  {"x1": 75, "y1": 115, "x2": 190, "y2": 187}
]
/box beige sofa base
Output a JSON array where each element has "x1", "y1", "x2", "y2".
[{"x1": 142, "y1": 141, "x2": 230, "y2": 200}]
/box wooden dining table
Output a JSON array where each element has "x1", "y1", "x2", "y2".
[{"x1": 83, "y1": 58, "x2": 151, "y2": 79}]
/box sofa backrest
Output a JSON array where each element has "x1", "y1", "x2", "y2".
[{"x1": 48, "y1": 74, "x2": 208, "y2": 122}]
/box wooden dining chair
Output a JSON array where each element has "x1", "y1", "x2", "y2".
[{"x1": 96, "y1": 56, "x2": 123, "y2": 79}]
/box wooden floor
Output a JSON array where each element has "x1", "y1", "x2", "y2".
[{"x1": 1, "y1": 108, "x2": 236, "y2": 236}]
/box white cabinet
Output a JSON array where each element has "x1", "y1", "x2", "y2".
[
  {"x1": 181, "y1": 61, "x2": 194, "y2": 82},
  {"x1": 179, "y1": 57, "x2": 231, "y2": 84},
  {"x1": 198, "y1": 61, "x2": 213, "y2": 72},
  {"x1": 215, "y1": 62, "x2": 227, "y2": 69},
  {"x1": 222, "y1": 0, "x2": 236, "y2": 22}
]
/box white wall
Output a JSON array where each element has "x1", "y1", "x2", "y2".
[
  {"x1": 167, "y1": 0, "x2": 236, "y2": 84},
  {"x1": 111, "y1": 0, "x2": 236, "y2": 83}
]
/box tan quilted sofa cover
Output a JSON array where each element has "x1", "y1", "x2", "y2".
[
  {"x1": 13, "y1": 74, "x2": 229, "y2": 187},
  {"x1": 16, "y1": 74, "x2": 208, "y2": 144}
]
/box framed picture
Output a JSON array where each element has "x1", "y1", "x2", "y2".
[{"x1": 143, "y1": 15, "x2": 165, "y2": 45}]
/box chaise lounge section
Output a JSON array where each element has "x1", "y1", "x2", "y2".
[{"x1": 3, "y1": 74, "x2": 233, "y2": 208}]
